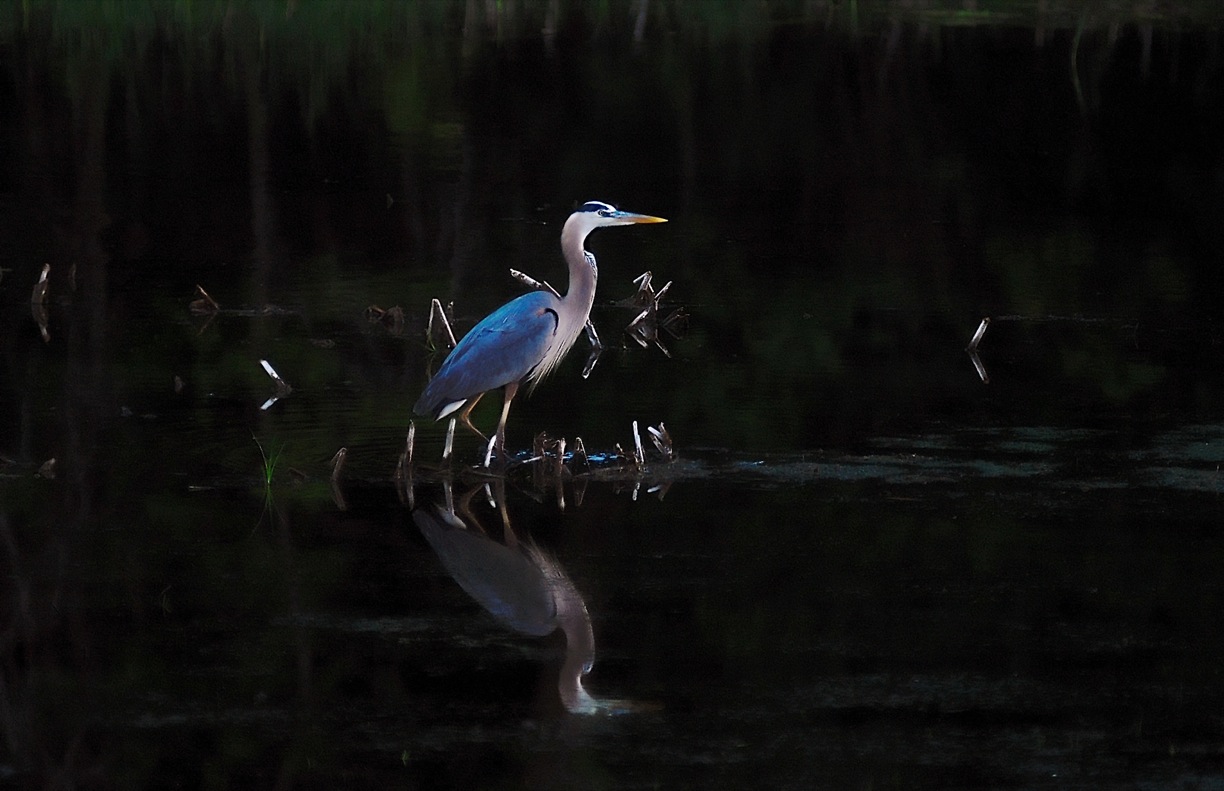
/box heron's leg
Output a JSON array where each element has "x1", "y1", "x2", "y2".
[
  {"x1": 494, "y1": 381, "x2": 520, "y2": 455},
  {"x1": 457, "y1": 393, "x2": 487, "y2": 440},
  {"x1": 492, "y1": 478, "x2": 515, "y2": 546}
]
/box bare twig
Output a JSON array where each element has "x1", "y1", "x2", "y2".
[
  {"x1": 966, "y1": 317, "x2": 991, "y2": 352},
  {"x1": 427, "y1": 299, "x2": 457, "y2": 350},
  {"x1": 443, "y1": 418, "x2": 456, "y2": 461},
  {"x1": 509, "y1": 268, "x2": 561, "y2": 299},
  {"x1": 366, "y1": 305, "x2": 405, "y2": 335},
  {"x1": 189, "y1": 284, "x2": 220, "y2": 315},
  {"x1": 31, "y1": 264, "x2": 49, "y2": 305},
  {"x1": 570, "y1": 436, "x2": 589, "y2": 471},
  {"x1": 260, "y1": 359, "x2": 292, "y2": 394},
  {"x1": 647, "y1": 422, "x2": 675, "y2": 461}
]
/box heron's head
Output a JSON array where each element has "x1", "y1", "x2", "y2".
[{"x1": 572, "y1": 200, "x2": 667, "y2": 230}]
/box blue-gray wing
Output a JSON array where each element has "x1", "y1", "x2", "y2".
[
  {"x1": 413, "y1": 506, "x2": 557, "y2": 637},
  {"x1": 413, "y1": 291, "x2": 560, "y2": 418}
]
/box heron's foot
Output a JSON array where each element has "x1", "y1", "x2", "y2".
[{"x1": 458, "y1": 414, "x2": 488, "y2": 442}]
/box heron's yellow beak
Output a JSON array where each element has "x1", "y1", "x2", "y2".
[{"x1": 619, "y1": 212, "x2": 667, "y2": 224}]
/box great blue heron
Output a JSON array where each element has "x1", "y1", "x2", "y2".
[
  {"x1": 413, "y1": 201, "x2": 666, "y2": 453},
  {"x1": 413, "y1": 502, "x2": 598, "y2": 713}
]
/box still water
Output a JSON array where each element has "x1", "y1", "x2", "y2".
[{"x1": 3, "y1": 2, "x2": 1224, "y2": 788}]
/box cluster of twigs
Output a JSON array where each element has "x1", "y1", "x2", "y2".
[
  {"x1": 366, "y1": 304, "x2": 405, "y2": 336},
  {"x1": 620, "y1": 272, "x2": 688, "y2": 357}
]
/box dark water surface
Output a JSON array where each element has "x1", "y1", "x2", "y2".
[{"x1": 3, "y1": 2, "x2": 1224, "y2": 788}]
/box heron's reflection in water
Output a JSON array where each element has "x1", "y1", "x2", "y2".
[{"x1": 413, "y1": 487, "x2": 646, "y2": 715}]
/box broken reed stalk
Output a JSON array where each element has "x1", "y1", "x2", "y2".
[
  {"x1": 190, "y1": 284, "x2": 220, "y2": 315},
  {"x1": 571, "y1": 437, "x2": 589, "y2": 470},
  {"x1": 483, "y1": 434, "x2": 497, "y2": 468},
  {"x1": 509, "y1": 268, "x2": 561, "y2": 299},
  {"x1": 427, "y1": 299, "x2": 457, "y2": 350},
  {"x1": 442, "y1": 477, "x2": 455, "y2": 515},
  {"x1": 394, "y1": 426, "x2": 417, "y2": 508},
  {"x1": 966, "y1": 317, "x2": 990, "y2": 352},
  {"x1": 443, "y1": 418, "x2": 456, "y2": 461},
  {"x1": 259, "y1": 359, "x2": 292, "y2": 394},
  {"x1": 515, "y1": 267, "x2": 603, "y2": 353},
  {"x1": 31, "y1": 264, "x2": 49, "y2": 305},
  {"x1": 647, "y1": 422, "x2": 674, "y2": 461}
]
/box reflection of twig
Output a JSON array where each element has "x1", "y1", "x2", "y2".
[
  {"x1": 31, "y1": 264, "x2": 50, "y2": 343},
  {"x1": 1071, "y1": 11, "x2": 1087, "y2": 116},
  {"x1": 329, "y1": 448, "x2": 348, "y2": 511},
  {"x1": 582, "y1": 344, "x2": 603, "y2": 379},
  {"x1": 406, "y1": 423, "x2": 416, "y2": 468},
  {"x1": 583, "y1": 319, "x2": 603, "y2": 349},
  {"x1": 329, "y1": 448, "x2": 347, "y2": 482},
  {"x1": 394, "y1": 424, "x2": 416, "y2": 507},
  {"x1": 30, "y1": 263, "x2": 49, "y2": 304},
  {"x1": 968, "y1": 350, "x2": 990, "y2": 384},
  {"x1": 621, "y1": 271, "x2": 683, "y2": 357}
]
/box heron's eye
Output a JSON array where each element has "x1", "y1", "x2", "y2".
[{"x1": 598, "y1": 209, "x2": 613, "y2": 217}]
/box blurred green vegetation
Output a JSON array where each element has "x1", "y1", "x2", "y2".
[{"x1": 0, "y1": 0, "x2": 1220, "y2": 461}]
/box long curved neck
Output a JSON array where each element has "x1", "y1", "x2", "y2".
[
  {"x1": 555, "y1": 576, "x2": 597, "y2": 714},
  {"x1": 559, "y1": 219, "x2": 598, "y2": 312}
]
